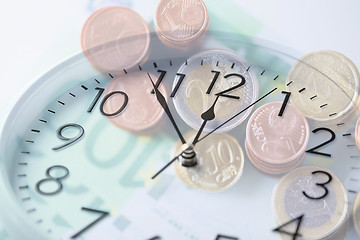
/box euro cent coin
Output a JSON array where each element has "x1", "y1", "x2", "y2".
[
  {"x1": 173, "y1": 131, "x2": 244, "y2": 191},
  {"x1": 81, "y1": 6, "x2": 151, "y2": 73},
  {"x1": 154, "y1": 0, "x2": 209, "y2": 47},
  {"x1": 103, "y1": 72, "x2": 166, "y2": 132},
  {"x1": 286, "y1": 50, "x2": 360, "y2": 123},
  {"x1": 355, "y1": 116, "x2": 360, "y2": 152},
  {"x1": 245, "y1": 102, "x2": 309, "y2": 174}
]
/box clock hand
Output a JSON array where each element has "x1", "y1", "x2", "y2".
[
  {"x1": 151, "y1": 96, "x2": 220, "y2": 179},
  {"x1": 147, "y1": 72, "x2": 186, "y2": 144},
  {"x1": 194, "y1": 87, "x2": 278, "y2": 144},
  {"x1": 192, "y1": 95, "x2": 220, "y2": 145},
  {"x1": 151, "y1": 88, "x2": 277, "y2": 180},
  {"x1": 151, "y1": 152, "x2": 182, "y2": 179}
]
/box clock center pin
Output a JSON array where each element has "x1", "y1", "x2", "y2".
[{"x1": 179, "y1": 143, "x2": 198, "y2": 167}]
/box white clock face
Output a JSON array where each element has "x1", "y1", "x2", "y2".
[{"x1": 0, "y1": 31, "x2": 359, "y2": 240}]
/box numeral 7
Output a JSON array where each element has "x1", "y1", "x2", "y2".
[{"x1": 71, "y1": 207, "x2": 109, "y2": 239}]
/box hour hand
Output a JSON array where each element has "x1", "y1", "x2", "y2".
[{"x1": 147, "y1": 73, "x2": 186, "y2": 144}]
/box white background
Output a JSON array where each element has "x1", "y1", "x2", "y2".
[{"x1": 0, "y1": 0, "x2": 359, "y2": 120}]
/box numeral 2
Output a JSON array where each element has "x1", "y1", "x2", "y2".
[{"x1": 306, "y1": 127, "x2": 336, "y2": 157}]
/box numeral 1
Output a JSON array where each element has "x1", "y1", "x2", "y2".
[
  {"x1": 151, "y1": 70, "x2": 167, "y2": 94},
  {"x1": 206, "y1": 70, "x2": 221, "y2": 94},
  {"x1": 87, "y1": 87, "x2": 104, "y2": 113},
  {"x1": 278, "y1": 91, "x2": 291, "y2": 116},
  {"x1": 170, "y1": 73, "x2": 186, "y2": 98}
]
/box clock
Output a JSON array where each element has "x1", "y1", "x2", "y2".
[{"x1": 0, "y1": 27, "x2": 359, "y2": 240}]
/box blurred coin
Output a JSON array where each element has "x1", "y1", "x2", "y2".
[
  {"x1": 154, "y1": 0, "x2": 209, "y2": 47},
  {"x1": 103, "y1": 72, "x2": 165, "y2": 132},
  {"x1": 245, "y1": 102, "x2": 309, "y2": 174},
  {"x1": 286, "y1": 50, "x2": 360, "y2": 122},
  {"x1": 355, "y1": 116, "x2": 360, "y2": 151},
  {"x1": 81, "y1": 7, "x2": 150, "y2": 73},
  {"x1": 354, "y1": 193, "x2": 360, "y2": 237}
]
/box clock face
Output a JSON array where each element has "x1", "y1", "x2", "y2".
[{"x1": 0, "y1": 30, "x2": 360, "y2": 240}]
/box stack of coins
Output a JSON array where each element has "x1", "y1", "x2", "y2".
[
  {"x1": 103, "y1": 72, "x2": 166, "y2": 132},
  {"x1": 286, "y1": 50, "x2": 360, "y2": 123},
  {"x1": 173, "y1": 131, "x2": 245, "y2": 191},
  {"x1": 81, "y1": 6, "x2": 151, "y2": 73},
  {"x1": 354, "y1": 193, "x2": 360, "y2": 237},
  {"x1": 172, "y1": 49, "x2": 259, "y2": 132},
  {"x1": 245, "y1": 102, "x2": 309, "y2": 175},
  {"x1": 154, "y1": 0, "x2": 209, "y2": 48},
  {"x1": 272, "y1": 166, "x2": 349, "y2": 240}
]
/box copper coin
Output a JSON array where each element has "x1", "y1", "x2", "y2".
[
  {"x1": 355, "y1": 116, "x2": 360, "y2": 151},
  {"x1": 103, "y1": 72, "x2": 166, "y2": 132},
  {"x1": 246, "y1": 102, "x2": 310, "y2": 165},
  {"x1": 154, "y1": 0, "x2": 209, "y2": 47},
  {"x1": 81, "y1": 7, "x2": 151, "y2": 73}
]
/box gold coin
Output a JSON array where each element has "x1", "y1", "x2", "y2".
[
  {"x1": 173, "y1": 131, "x2": 244, "y2": 191},
  {"x1": 286, "y1": 50, "x2": 360, "y2": 122}
]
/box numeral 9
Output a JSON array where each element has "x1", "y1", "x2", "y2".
[{"x1": 52, "y1": 123, "x2": 84, "y2": 151}]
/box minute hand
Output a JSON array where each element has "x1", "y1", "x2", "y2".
[
  {"x1": 147, "y1": 73, "x2": 186, "y2": 144},
  {"x1": 193, "y1": 87, "x2": 278, "y2": 144}
]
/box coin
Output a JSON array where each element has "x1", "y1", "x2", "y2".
[
  {"x1": 81, "y1": 6, "x2": 151, "y2": 73},
  {"x1": 172, "y1": 49, "x2": 259, "y2": 132},
  {"x1": 286, "y1": 50, "x2": 360, "y2": 122},
  {"x1": 245, "y1": 141, "x2": 304, "y2": 175},
  {"x1": 154, "y1": 0, "x2": 209, "y2": 47},
  {"x1": 272, "y1": 166, "x2": 348, "y2": 240},
  {"x1": 354, "y1": 193, "x2": 360, "y2": 237},
  {"x1": 355, "y1": 117, "x2": 360, "y2": 151},
  {"x1": 173, "y1": 131, "x2": 244, "y2": 191},
  {"x1": 103, "y1": 72, "x2": 166, "y2": 132},
  {"x1": 245, "y1": 102, "x2": 309, "y2": 174}
]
